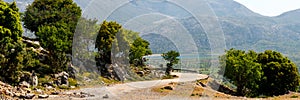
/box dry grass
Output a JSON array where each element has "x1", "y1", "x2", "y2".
[{"x1": 151, "y1": 78, "x2": 300, "y2": 100}]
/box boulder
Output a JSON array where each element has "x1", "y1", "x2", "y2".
[
  {"x1": 19, "y1": 81, "x2": 30, "y2": 88},
  {"x1": 31, "y1": 73, "x2": 38, "y2": 87},
  {"x1": 136, "y1": 71, "x2": 144, "y2": 76},
  {"x1": 54, "y1": 71, "x2": 69, "y2": 86}
]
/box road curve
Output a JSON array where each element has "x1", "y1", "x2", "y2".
[{"x1": 69, "y1": 72, "x2": 208, "y2": 100}]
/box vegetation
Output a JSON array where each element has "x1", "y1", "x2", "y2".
[
  {"x1": 95, "y1": 21, "x2": 122, "y2": 78},
  {"x1": 95, "y1": 21, "x2": 152, "y2": 79},
  {"x1": 23, "y1": 0, "x2": 82, "y2": 73},
  {"x1": 0, "y1": 1, "x2": 25, "y2": 84},
  {"x1": 162, "y1": 50, "x2": 180, "y2": 75},
  {"x1": 1, "y1": 1, "x2": 300, "y2": 99},
  {"x1": 257, "y1": 50, "x2": 300, "y2": 96},
  {"x1": 129, "y1": 37, "x2": 152, "y2": 66},
  {"x1": 219, "y1": 48, "x2": 300, "y2": 97}
]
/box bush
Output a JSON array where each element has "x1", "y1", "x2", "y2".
[
  {"x1": 68, "y1": 78, "x2": 78, "y2": 86},
  {"x1": 38, "y1": 75, "x2": 52, "y2": 86},
  {"x1": 58, "y1": 85, "x2": 70, "y2": 89},
  {"x1": 219, "y1": 49, "x2": 300, "y2": 97}
]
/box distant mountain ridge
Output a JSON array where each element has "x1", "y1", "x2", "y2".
[{"x1": 7, "y1": 0, "x2": 300, "y2": 59}]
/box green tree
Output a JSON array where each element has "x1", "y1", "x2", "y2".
[
  {"x1": 23, "y1": 0, "x2": 81, "y2": 33},
  {"x1": 220, "y1": 49, "x2": 300, "y2": 97},
  {"x1": 36, "y1": 24, "x2": 72, "y2": 73},
  {"x1": 0, "y1": 1, "x2": 26, "y2": 83},
  {"x1": 129, "y1": 37, "x2": 152, "y2": 66},
  {"x1": 95, "y1": 21, "x2": 122, "y2": 77},
  {"x1": 161, "y1": 50, "x2": 180, "y2": 75},
  {"x1": 257, "y1": 50, "x2": 300, "y2": 96},
  {"x1": 23, "y1": 0, "x2": 82, "y2": 73},
  {"x1": 219, "y1": 49, "x2": 262, "y2": 96},
  {"x1": 112, "y1": 29, "x2": 139, "y2": 64}
]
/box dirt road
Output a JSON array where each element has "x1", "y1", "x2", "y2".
[{"x1": 66, "y1": 72, "x2": 208, "y2": 100}]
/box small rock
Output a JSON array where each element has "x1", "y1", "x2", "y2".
[
  {"x1": 38, "y1": 94, "x2": 49, "y2": 98},
  {"x1": 13, "y1": 92, "x2": 21, "y2": 97},
  {"x1": 21, "y1": 93, "x2": 35, "y2": 99},
  {"x1": 51, "y1": 91, "x2": 60, "y2": 95},
  {"x1": 89, "y1": 94, "x2": 95, "y2": 97},
  {"x1": 70, "y1": 86, "x2": 76, "y2": 89},
  {"x1": 19, "y1": 81, "x2": 30, "y2": 88},
  {"x1": 64, "y1": 92, "x2": 73, "y2": 95},
  {"x1": 5, "y1": 90, "x2": 13, "y2": 96},
  {"x1": 103, "y1": 94, "x2": 109, "y2": 99},
  {"x1": 0, "y1": 81, "x2": 5, "y2": 86},
  {"x1": 23, "y1": 88, "x2": 31, "y2": 93},
  {"x1": 163, "y1": 86, "x2": 174, "y2": 90},
  {"x1": 136, "y1": 71, "x2": 144, "y2": 76},
  {"x1": 199, "y1": 82, "x2": 206, "y2": 87},
  {"x1": 46, "y1": 86, "x2": 54, "y2": 90},
  {"x1": 35, "y1": 89, "x2": 43, "y2": 94}
]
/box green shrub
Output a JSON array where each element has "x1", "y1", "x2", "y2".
[
  {"x1": 58, "y1": 85, "x2": 70, "y2": 89},
  {"x1": 38, "y1": 75, "x2": 52, "y2": 86},
  {"x1": 291, "y1": 95, "x2": 298, "y2": 98},
  {"x1": 68, "y1": 78, "x2": 78, "y2": 86}
]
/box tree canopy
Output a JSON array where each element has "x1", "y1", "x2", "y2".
[
  {"x1": 23, "y1": 0, "x2": 82, "y2": 73},
  {"x1": 0, "y1": 1, "x2": 41, "y2": 84},
  {"x1": 23, "y1": 0, "x2": 81, "y2": 33},
  {"x1": 129, "y1": 37, "x2": 152, "y2": 66},
  {"x1": 95, "y1": 21, "x2": 152, "y2": 79},
  {"x1": 219, "y1": 48, "x2": 300, "y2": 97},
  {"x1": 95, "y1": 21, "x2": 122, "y2": 78},
  {"x1": 162, "y1": 50, "x2": 180, "y2": 75},
  {"x1": 257, "y1": 50, "x2": 300, "y2": 96},
  {"x1": 219, "y1": 49, "x2": 262, "y2": 96}
]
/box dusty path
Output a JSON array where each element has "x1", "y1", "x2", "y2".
[{"x1": 65, "y1": 72, "x2": 208, "y2": 100}]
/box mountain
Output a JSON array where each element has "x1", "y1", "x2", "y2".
[{"x1": 7, "y1": 0, "x2": 300, "y2": 62}]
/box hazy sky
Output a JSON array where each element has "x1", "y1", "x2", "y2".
[{"x1": 234, "y1": 0, "x2": 300, "y2": 16}]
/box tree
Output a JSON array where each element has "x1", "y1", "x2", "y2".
[
  {"x1": 219, "y1": 49, "x2": 300, "y2": 97},
  {"x1": 219, "y1": 49, "x2": 262, "y2": 96},
  {"x1": 129, "y1": 37, "x2": 152, "y2": 66},
  {"x1": 23, "y1": 0, "x2": 82, "y2": 73},
  {"x1": 36, "y1": 24, "x2": 71, "y2": 73},
  {"x1": 23, "y1": 0, "x2": 81, "y2": 33},
  {"x1": 0, "y1": 1, "x2": 27, "y2": 83},
  {"x1": 162, "y1": 50, "x2": 180, "y2": 75},
  {"x1": 257, "y1": 50, "x2": 300, "y2": 96},
  {"x1": 95, "y1": 21, "x2": 122, "y2": 77},
  {"x1": 112, "y1": 29, "x2": 139, "y2": 64}
]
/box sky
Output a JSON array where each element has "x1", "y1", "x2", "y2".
[{"x1": 234, "y1": 0, "x2": 300, "y2": 16}]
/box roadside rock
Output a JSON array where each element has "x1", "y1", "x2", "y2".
[
  {"x1": 19, "y1": 81, "x2": 30, "y2": 88},
  {"x1": 31, "y1": 71, "x2": 38, "y2": 87},
  {"x1": 163, "y1": 86, "x2": 174, "y2": 90},
  {"x1": 51, "y1": 91, "x2": 60, "y2": 95},
  {"x1": 103, "y1": 94, "x2": 109, "y2": 99},
  {"x1": 137, "y1": 71, "x2": 144, "y2": 76},
  {"x1": 20, "y1": 93, "x2": 35, "y2": 99},
  {"x1": 71, "y1": 92, "x2": 95, "y2": 98},
  {"x1": 54, "y1": 71, "x2": 69, "y2": 86},
  {"x1": 38, "y1": 94, "x2": 49, "y2": 98}
]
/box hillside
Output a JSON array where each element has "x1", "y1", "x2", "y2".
[{"x1": 8, "y1": 0, "x2": 300, "y2": 61}]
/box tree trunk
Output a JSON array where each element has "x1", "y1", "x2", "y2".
[{"x1": 236, "y1": 84, "x2": 245, "y2": 96}]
